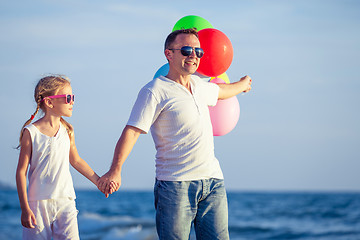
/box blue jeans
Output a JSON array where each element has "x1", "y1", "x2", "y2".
[{"x1": 154, "y1": 178, "x2": 229, "y2": 240}]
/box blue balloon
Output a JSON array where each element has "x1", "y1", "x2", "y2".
[{"x1": 153, "y1": 63, "x2": 169, "y2": 79}]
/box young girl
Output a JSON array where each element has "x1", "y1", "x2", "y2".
[{"x1": 16, "y1": 75, "x2": 116, "y2": 239}]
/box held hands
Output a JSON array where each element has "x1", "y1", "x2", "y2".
[
  {"x1": 107, "y1": 181, "x2": 119, "y2": 197},
  {"x1": 97, "y1": 171, "x2": 121, "y2": 198}
]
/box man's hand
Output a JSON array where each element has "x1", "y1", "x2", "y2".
[
  {"x1": 97, "y1": 171, "x2": 121, "y2": 198},
  {"x1": 218, "y1": 75, "x2": 252, "y2": 99},
  {"x1": 239, "y1": 75, "x2": 252, "y2": 93}
]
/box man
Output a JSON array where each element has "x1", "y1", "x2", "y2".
[{"x1": 98, "y1": 28, "x2": 252, "y2": 239}]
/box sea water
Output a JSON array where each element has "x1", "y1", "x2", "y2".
[{"x1": 1, "y1": 190, "x2": 360, "y2": 239}]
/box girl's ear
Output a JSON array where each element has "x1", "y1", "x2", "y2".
[{"x1": 43, "y1": 98, "x2": 53, "y2": 109}]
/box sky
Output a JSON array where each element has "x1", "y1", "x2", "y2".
[{"x1": 1, "y1": 0, "x2": 359, "y2": 192}]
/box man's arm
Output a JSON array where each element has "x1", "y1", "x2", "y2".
[
  {"x1": 218, "y1": 75, "x2": 252, "y2": 99},
  {"x1": 97, "y1": 125, "x2": 142, "y2": 196}
]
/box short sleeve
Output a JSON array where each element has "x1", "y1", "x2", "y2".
[
  {"x1": 192, "y1": 76, "x2": 219, "y2": 106},
  {"x1": 126, "y1": 87, "x2": 160, "y2": 133}
]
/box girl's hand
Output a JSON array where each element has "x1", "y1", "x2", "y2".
[
  {"x1": 21, "y1": 208, "x2": 37, "y2": 228},
  {"x1": 97, "y1": 171, "x2": 121, "y2": 198},
  {"x1": 109, "y1": 181, "x2": 120, "y2": 194}
]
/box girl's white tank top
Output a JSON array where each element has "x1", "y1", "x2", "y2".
[{"x1": 25, "y1": 123, "x2": 76, "y2": 201}]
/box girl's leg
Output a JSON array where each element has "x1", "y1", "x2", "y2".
[
  {"x1": 52, "y1": 198, "x2": 79, "y2": 240},
  {"x1": 23, "y1": 200, "x2": 52, "y2": 240}
]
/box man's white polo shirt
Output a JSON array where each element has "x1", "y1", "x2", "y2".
[{"x1": 127, "y1": 75, "x2": 224, "y2": 181}]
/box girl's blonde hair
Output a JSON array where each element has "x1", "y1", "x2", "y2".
[{"x1": 17, "y1": 75, "x2": 74, "y2": 149}]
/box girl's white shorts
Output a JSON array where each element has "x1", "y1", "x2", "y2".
[{"x1": 23, "y1": 197, "x2": 79, "y2": 240}]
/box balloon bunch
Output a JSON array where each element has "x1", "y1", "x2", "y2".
[{"x1": 154, "y1": 15, "x2": 240, "y2": 136}]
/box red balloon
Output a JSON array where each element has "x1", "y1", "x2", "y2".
[{"x1": 197, "y1": 29, "x2": 233, "y2": 77}]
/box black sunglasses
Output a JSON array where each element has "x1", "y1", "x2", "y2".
[{"x1": 168, "y1": 46, "x2": 204, "y2": 58}]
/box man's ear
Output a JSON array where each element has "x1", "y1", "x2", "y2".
[{"x1": 164, "y1": 49, "x2": 172, "y2": 62}]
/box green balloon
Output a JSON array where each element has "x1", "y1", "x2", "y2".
[{"x1": 172, "y1": 15, "x2": 213, "y2": 32}]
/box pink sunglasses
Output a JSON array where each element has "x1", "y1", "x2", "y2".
[{"x1": 42, "y1": 94, "x2": 75, "y2": 104}]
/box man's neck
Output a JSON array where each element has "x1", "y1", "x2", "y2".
[{"x1": 165, "y1": 73, "x2": 192, "y2": 93}]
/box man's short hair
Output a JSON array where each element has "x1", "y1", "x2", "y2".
[{"x1": 164, "y1": 28, "x2": 199, "y2": 50}]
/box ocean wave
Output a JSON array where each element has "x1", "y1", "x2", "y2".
[
  {"x1": 78, "y1": 212, "x2": 157, "y2": 240},
  {"x1": 2, "y1": 190, "x2": 360, "y2": 240}
]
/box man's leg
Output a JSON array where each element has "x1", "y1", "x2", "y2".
[
  {"x1": 154, "y1": 180, "x2": 200, "y2": 240},
  {"x1": 194, "y1": 179, "x2": 229, "y2": 240}
]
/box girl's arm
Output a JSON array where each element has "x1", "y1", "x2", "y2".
[
  {"x1": 16, "y1": 129, "x2": 37, "y2": 228},
  {"x1": 69, "y1": 131, "x2": 100, "y2": 186}
]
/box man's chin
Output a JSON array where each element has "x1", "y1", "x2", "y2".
[{"x1": 188, "y1": 68, "x2": 198, "y2": 75}]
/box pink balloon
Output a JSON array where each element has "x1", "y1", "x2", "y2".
[
  {"x1": 209, "y1": 96, "x2": 240, "y2": 136},
  {"x1": 210, "y1": 77, "x2": 226, "y2": 84}
]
